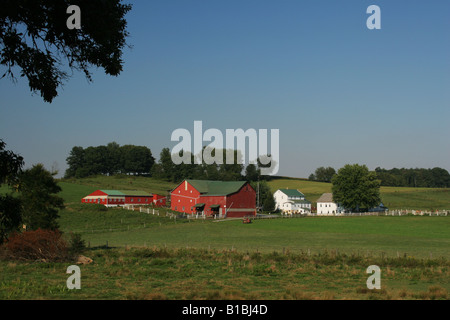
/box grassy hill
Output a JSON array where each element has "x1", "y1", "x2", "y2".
[
  {"x1": 268, "y1": 178, "x2": 450, "y2": 210},
  {"x1": 56, "y1": 175, "x2": 450, "y2": 210}
]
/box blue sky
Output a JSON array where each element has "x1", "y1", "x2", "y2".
[{"x1": 1, "y1": 0, "x2": 449, "y2": 178}]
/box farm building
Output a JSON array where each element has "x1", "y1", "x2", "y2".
[
  {"x1": 316, "y1": 193, "x2": 343, "y2": 215},
  {"x1": 274, "y1": 189, "x2": 311, "y2": 214},
  {"x1": 170, "y1": 180, "x2": 256, "y2": 218},
  {"x1": 316, "y1": 193, "x2": 388, "y2": 215},
  {"x1": 82, "y1": 190, "x2": 166, "y2": 207}
]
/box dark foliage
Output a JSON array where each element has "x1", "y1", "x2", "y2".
[{"x1": 0, "y1": 0, "x2": 132, "y2": 102}]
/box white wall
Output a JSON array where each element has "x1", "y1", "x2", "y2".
[{"x1": 317, "y1": 202, "x2": 338, "y2": 215}]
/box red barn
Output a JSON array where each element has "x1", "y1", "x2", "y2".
[
  {"x1": 152, "y1": 194, "x2": 167, "y2": 207},
  {"x1": 82, "y1": 190, "x2": 166, "y2": 207},
  {"x1": 81, "y1": 190, "x2": 126, "y2": 206},
  {"x1": 170, "y1": 180, "x2": 256, "y2": 218},
  {"x1": 120, "y1": 190, "x2": 153, "y2": 206}
]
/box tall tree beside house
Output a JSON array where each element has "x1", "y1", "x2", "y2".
[
  {"x1": 18, "y1": 164, "x2": 65, "y2": 231},
  {"x1": 331, "y1": 164, "x2": 381, "y2": 212},
  {"x1": 250, "y1": 180, "x2": 275, "y2": 212},
  {"x1": 0, "y1": 0, "x2": 132, "y2": 103}
]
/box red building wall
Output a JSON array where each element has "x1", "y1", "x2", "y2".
[
  {"x1": 125, "y1": 196, "x2": 152, "y2": 205},
  {"x1": 170, "y1": 181, "x2": 256, "y2": 218},
  {"x1": 199, "y1": 195, "x2": 227, "y2": 216},
  {"x1": 82, "y1": 190, "x2": 108, "y2": 205},
  {"x1": 153, "y1": 194, "x2": 167, "y2": 207},
  {"x1": 171, "y1": 181, "x2": 202, "y2": 214},
  {"x1": 226, "y1": 184, "x2": 256, "y2": 218}
]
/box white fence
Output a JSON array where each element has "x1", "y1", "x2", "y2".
[
  {"x1": 123, "y1": 205, "x2": 160, "y2": 216},
  {"x1": 280, "y1": 210, "x2": 449, "y2": 217}
]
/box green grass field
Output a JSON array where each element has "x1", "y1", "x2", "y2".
[
  {"x1": 1, "y1": 246, "x2": 448, "y2": 300},
  {"x1": 1, "y1": 176, "x2": 449, "y2": 300}
]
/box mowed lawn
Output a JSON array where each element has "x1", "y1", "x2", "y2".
[
  {"x1": 52, "y1": 178, "x2": 450, "y2": 259},
  {"x1": 62, "y1": 214, "x2": 450, "y2": 260}
]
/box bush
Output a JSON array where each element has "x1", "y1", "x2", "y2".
[
  {"x1": 2, "y1": 229, "x2": 69, "y2": 262},
  {"x1": 68, "y1": 232, "x2": 86, "y2": 256}
]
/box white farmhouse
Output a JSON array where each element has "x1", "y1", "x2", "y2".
[
  {"x1": 274, "y1": 189, "x2": 311, "y2": 214},
  {"x1": 316, "y1": 193, "x2": 344, "y2": 215}
]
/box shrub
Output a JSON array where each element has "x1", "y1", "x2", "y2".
[
  {"x1": 68, "y1": 232, "x2": 86, "y2": 256},
  {"x1": 3, "y1": 229, "x2": 69, "y2": 262}
]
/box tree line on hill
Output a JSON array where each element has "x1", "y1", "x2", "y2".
[
  {"x1": 309, "y1": 166, "x2": 450, "y2": 188},
  {"x1": 64, "y1": 143, "x2": 276, "y2": 211},
  {"x1": 65, "y1": 143, "x2": 274, "y2": 183},
  {"x1": 64, "y1": 142, "x2": 155, "y2": 178}
]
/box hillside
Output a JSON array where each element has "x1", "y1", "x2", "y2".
[
  {"x1": 268, "y1": 178, "x2": 450, "y2": 210},
  {"x1": 54, "y1": 175, "x2": 450, "y2": 211}
]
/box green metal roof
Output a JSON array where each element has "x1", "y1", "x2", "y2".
[
  {"x1": 118, "y1": 190, "x2": 152, "y2": 197},
  {"x1": 100, "y1": 190, "x2": 152, "y2": 197},
  {"x1": 279, "y1": 189, "x2": 305, "y2": 198},
  {"x1": 186, "y1": 180, "x2": 248, "y2": 196},
  {"x1": 101, "y1": 190, "x2": 125, "y2": 196}
]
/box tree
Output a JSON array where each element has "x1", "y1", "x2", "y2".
[
  {"x1": 0, "y1": 139, "x2": 24, "y2": 244},
  {"x1": 0, "y1": 194, "x2": 22, "y2": 244},
  {"x1": 257, "y1": 155, "x2": 277, "y2": 179},
  {"x1": 314, "y1": 166, "x2": 336, "y2": 182},
  {"x1": 156, "y1": 148, "x2": 177, "y2": 181},
  {"x1": 245, "y1": 163, "x2": 260, "y2": 182},
  {"x1": 0, "y1": 139, "x2": 24, "y2": 186},
  {"x1": 250, "y1": 180, "x2": 274, "y2": 212},
  {"x1": 120, "y1": 145, "x2": 155, "y2": 175},
  {"x1": 331, "y1": 164, "x2": 381, "y2": 212},
  {"x1": 0, "y1": 0, "x2": 132, "y2": 103},
  {"x1": 64, "y1": 146, "x2": 86, "y2": 178},
  {"x1": 18, "y1": 164, "x2": 65, "y2": 230}
]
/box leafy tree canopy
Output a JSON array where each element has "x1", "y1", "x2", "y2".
[
  {"x1": 331, "y1": 164, "x2": 381, "y2": 212},
  {"x1": 18, "y1": 163, "x2": 64, "y2": 231},
  {"x1": 0, "y1": 0, "x2": 132, "y2": 102}
]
